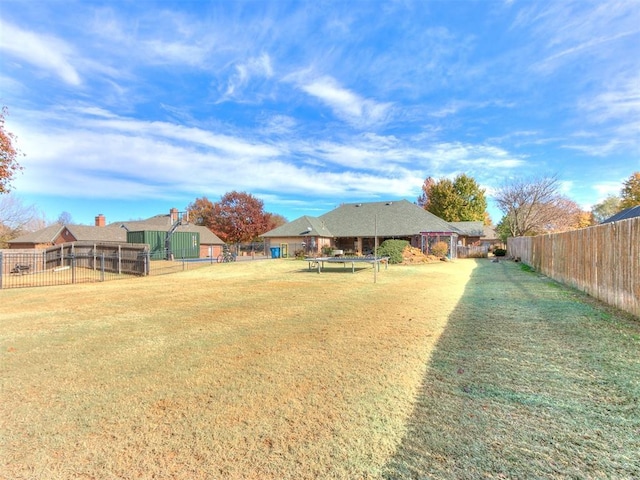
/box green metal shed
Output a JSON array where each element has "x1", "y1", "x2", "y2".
[{"x1": 127, "y1": 231, "x2": 200, "y2": 259}]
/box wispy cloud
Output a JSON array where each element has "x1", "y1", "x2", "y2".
[
  {"x1": 0, "y1": 20, "x2": 81, "y2": 85},
  {"x1": 520, "y1": 1, "x2": 640, "y2": 74},
  {"x1": 296, "y1": 75, "x2": 393, "y2": 128},
  {"x1": 581, "y1": 74, "x2": 640, "y2": 124},
  {"x1": 534, "y1": 30, "x2": 639, "y2": 73},
  {"x1": 221, "y1": 53, "x2": 275, "y2": 101},
  {"x1": 12, "y1": 105, "x2": 525, "y2": 208}
]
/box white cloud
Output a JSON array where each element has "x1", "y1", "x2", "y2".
[
  {"x1": 11, "y1": 103, "x2": 527, "y2": 209},
  {"x1": 222, "y1": 53, "x2": 275, "y2": 100},
  {"x1": 297, "y1": 75, "x2": 393, "y2": 128},
  {"x1": 535, "y1": 30, "x2": 638, "y2": 72},
  {"x1": 593, "y1": 181, "x2": 624, "y2": 198},
  {"x1": 259, "y1": 115, "x2": 297, "y2": 135},
  {"x1": 581, "y1": 74, "x2": 640, "y2": 124},
  {"x1": 0, "y1": 20, "x2": 81, "y2": 85},
  {"x1": 83, "y1": 117, "x2": 282, "y2": 158},
  {"x1": 143, "y1": 40, "x2": 211, "y2": 66}
]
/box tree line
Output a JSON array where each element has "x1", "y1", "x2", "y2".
[{"x1": 417, "y1": 172, "x2": 639, "y2": 240}]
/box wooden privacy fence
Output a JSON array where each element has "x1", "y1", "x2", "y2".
[{"x1": 508, "y1": 217, "x2": 640, "y2": 317}]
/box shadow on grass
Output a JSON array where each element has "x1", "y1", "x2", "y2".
[{"x1": 382, "y1": 259, "x2": 640, "y2": 480}]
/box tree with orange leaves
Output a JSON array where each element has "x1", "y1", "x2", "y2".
[{"x1": 0, "y1": 106, "x2": 24, "y2": 194}]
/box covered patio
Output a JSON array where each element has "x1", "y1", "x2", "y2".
[{"x1": 420, "y1": 231, "x2": 459, "y2": 259}]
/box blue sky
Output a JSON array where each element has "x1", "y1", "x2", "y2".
[{"x1": 1, "y1": 0, "x2": 639, "y2": 226}]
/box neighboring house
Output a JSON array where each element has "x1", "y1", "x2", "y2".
[
  {"x1": 8, "y1": 208, "x2": 225, "y2": 259},
  {"x1": 261, "y1": 200, "x2": 465, "y2": 257},
  {"x1": 480, "y1": 224, "x2": 503, "y2": 248},
  {"x1": 601, "y1": 205, "x2": 640, "y2": 224},
  {"x1": 6, "y1": 223, "x2": 73, "y2": 249},
  {"x1": 449, "y1": 221, "x2": 485, "y2": 246},
  {"x1": 450, "y1": 221, "x2": 502, "y2": 248},
  {"x1": 6, "y1": 223, "x2": 127, "y2": 249}
]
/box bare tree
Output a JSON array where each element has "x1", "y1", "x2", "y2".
[
  {"x1": 494, "y1": 175, "x2": 583, "y2": 237},
  {"x1": 0, "y1": 194, "x2": 45, "y2": 247},
  {"x1": 56, "y1": 211, "x2": 73, "y2": 225}
]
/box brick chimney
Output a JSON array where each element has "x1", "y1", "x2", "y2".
[
  {"x1": 95, "y1": 214, "x2": 106, "y2": 227},
  {"x1": 170, "y1": 208, "x2": 179, "y2": 224}
]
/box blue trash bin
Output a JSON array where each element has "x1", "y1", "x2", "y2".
[{"x1": 270, "y1": 247, "x2": 281, "y2": 258}]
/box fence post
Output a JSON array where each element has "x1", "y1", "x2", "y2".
[
  {"x1": 100, "y1": 253, "x2": 105, "y2": 282},
  {"x1": 118, "y1": 245, "x2": 122, "y2": 275},
  {"x1": 0, "y1": 252, "x2": 3, "y2": 289},
  {"x1": 71, "y1": 254, "x2": 76, "y2": 284}
]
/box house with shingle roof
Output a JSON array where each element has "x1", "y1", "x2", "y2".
[
  {"x1": 8, "y1": 208, "x2": 225, "y2": 258},
  {"x1": 449, "y1": 221, "x2": 484, "y2": 244},
  {"x1": 261, "y1": 200, "x2": 466, "y2": 257}
]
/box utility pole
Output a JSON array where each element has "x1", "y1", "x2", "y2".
[{"x1": 374, "y1": 214, "x2": 378, "y2": 284}]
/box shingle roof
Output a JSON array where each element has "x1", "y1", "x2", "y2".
[
  {"x1": 601, "y1": 205, "x2": 640, "y2": 223},
  {"x1": 174, "y1": 223, "x2": 225, "y2": 245},
  {"x1": 8, "y1": 224, "x2": 64, "y2": 244},
  {"x1": 262, "y1": 200, "x2": 463, "y2": 238},
  {"x1": 482, "y1": 225, "x2": 499, "y2": 239},
  {"x1": 66, "y1": 225, "x2": 127, "y2": 243},
  {"x1": 262, "y1": 215, "x2": 333, "y2": 238},
  {"x1": 449, "y1": 221, "x2": 485, "y2": 237}
]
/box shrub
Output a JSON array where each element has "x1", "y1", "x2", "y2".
[
  {"x1": 376, "y1": 239, "x2": 409, "y2": 264},
  {"x1": 431, "y1": 241, "x2": 449, "y2": 258},
  {"x1": 493, "y1": 248, "x2": 507, "y2": 257}
]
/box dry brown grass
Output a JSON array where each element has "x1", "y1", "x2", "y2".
[{"x1": 1, "y1": 259, "x2": 474, "y2": 479}]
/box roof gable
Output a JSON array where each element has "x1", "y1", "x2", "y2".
[
  {"x1": 8, "y1": 223, "x2": 64, "y2": 244},
  {"x1": 318, "y1": 200, "x2": 461, "y2": 237},
  {"x1": 262, "y1": 216, "x2": 333, "y2": 238}
]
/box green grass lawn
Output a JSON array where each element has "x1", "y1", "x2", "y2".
[{"x1": 383, "y1": 260, "x2": 640, "y2": 479}]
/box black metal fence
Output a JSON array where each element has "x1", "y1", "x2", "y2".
[
  {"x1": 0, "y1": 243, "x2": 149, "y2": 289},
  {"x1": 0, "y1": 243, "x2": 242, "y2": 289}
]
